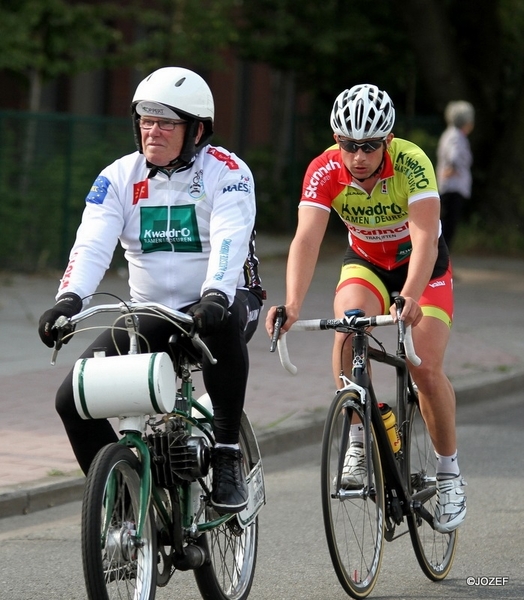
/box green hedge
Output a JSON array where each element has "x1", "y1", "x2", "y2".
[{"x1": 0, "y1": 111, "x2": 133, "y2": 271}]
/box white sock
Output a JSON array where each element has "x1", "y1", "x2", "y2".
[
  {"x1": 350, "y1": 424, "x2": 365, "y2": 446},
  {"x1": 215, "y1": 443, "x2": 240, "y2": 450},
  {"x1": 435, "y1": 451, "x2": 460, "y2": 478}
]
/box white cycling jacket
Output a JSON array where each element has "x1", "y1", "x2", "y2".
[{"x1": 57, "y1": 145, "x2": 261, "y2": 309}]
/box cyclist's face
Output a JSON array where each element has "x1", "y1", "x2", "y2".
[
  {"x1": 335, "y1": 133, "x2": 393, "y2": 180},
  {"x1": 141, "y1": 121, "x2": 203, "y2": 166}
]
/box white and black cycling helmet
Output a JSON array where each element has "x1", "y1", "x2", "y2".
[
  {"x1": 330, "y1": 84, "x2": 395, "y2": 140},
  {"x1": 131, "y1": 66, "x2": 214, "y2": 166}
]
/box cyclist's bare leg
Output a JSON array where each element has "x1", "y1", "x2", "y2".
[
  {"x1": 409, "y1": 316, "x2": 456, "y2": 456},
  {"x1": 333, "y1": 285, "x2": 457, "y2": 456},
  {"x1": 333, "y1": 283, "x2": 381, "y2": 485},
  {"x1": 332, "y1": 283, "x2": 382, "y2": 387}
]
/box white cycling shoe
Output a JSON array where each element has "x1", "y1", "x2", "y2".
[
  {"x1": 339, "y1": 442, "x2": 366, "y2": 489},
  {"x1": 434, "y1": 474, "x2": 467, "y2": 533}
]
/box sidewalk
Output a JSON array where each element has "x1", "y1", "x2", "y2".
[{"x1": 1, "y1": 235, "x2": 524, "y2": 517}]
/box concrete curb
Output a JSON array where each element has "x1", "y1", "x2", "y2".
[
  {"x1": 0, "y1": 477, "x2": 86, "y2": 518},
  {"x1": 2, "y1": 367, "x2": 524, "y2": 520},
  {"x1": 453, "y1": 369, "x2": 524, "y2": 405}
]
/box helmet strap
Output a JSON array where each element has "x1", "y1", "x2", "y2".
[
  {"x1": 179, "y1": 119, "x2": 200, "y2": 164},
  {"x1": 145, "y1": 119, "x2": 202, "y2": 176}
]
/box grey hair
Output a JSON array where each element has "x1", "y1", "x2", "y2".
[{"x1": 444, "y1": 101, "x2": 475, "y2": 128}]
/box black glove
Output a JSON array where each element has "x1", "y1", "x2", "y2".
[
  {"x1": 188, "y1": 289, "x2": 229, "y2": 336},
  {"x1": 38, "y1": 292, "x2": 83, "y2": 348}
]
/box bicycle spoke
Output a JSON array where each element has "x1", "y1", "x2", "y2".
[
  {"x1": 406, "y1": 398, "x2": 457, "y2": 580},
  {"x1": 82, "y1": 444, "x2": 156, "y2": 600},
  {"x1": 194, "y1": 422, "x2": 259, "y2": 600},
  {"x1": 321, "y1": 391, "x2": 384, "y2": 599}
]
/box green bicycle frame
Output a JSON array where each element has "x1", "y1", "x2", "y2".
[{"x1": 114, "y1": 377, "x2": 231, "y2": 543}]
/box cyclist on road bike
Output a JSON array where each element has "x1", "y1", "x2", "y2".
[
  {"x1": 266, "y1": 84, "x2": 466, "y2": 533},
  {"x1": 38, "y1": 66, "x2": 264, "y2": 515}
]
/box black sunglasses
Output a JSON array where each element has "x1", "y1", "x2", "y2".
[{"x1": 337, "y1": 138, "x2": 385, "y2": 153}]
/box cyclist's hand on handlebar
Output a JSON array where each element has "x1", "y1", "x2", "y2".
[
  {"x1": 266, "y1": 304, "x2": 302, "y2": 352},
  {"x1": 188, "y1": 289, "x2": 229, "y2": 336},
  {"x1": 265, "y1": 304, "x2": 295, "y2": 337},
  {"x1": 390, "y1": 296, "x2": 423, "y2": 328},
  {"x1": 38, "y1": 292, "x2": 83, "y2": 348},
  {"x1": 265, "y1": 305, "x2": 287, "y2": 352}
]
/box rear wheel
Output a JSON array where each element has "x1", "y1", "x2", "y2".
[
  {"x1": 193, "y1": 422, "x2": 259, "y2": 600},
  {"x1": 81, "y1": 444, "x2": 157, "y2": 600},
  {"x1": 321, "y1": 390, "x2": 385, "y2": 599},
  {"x1": 405, "y1": 393, "x2": 457, "y2": 580}
]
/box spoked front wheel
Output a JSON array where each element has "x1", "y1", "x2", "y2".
[
  {"x1": 321, "y1": 390, "x2": 385, "y2": 599},
  {"x1": 81, "y1": 444, "x2": 157, "y2": 600},
  {"x1": 194, "y1": 421, "x2": 259, "y2": 600},
  {"x1": 406, "y1": 394, "x2": 457, "y2": 580}
]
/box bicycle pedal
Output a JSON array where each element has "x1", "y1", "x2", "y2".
[{"x1": 384, "y1": 526, "x2": 396, "y2": 541}]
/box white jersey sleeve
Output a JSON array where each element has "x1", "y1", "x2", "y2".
[{"x1": 201, "y1": 147, "x2": 256, "y2": 305}]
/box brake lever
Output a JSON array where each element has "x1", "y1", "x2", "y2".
[
  {"x1": 270, "y1": 306, "x2": 287, "y2": 353},
  {"x1": 394, "y1": 296, "x2": 406, "y2": 343},
  {"x1": 191, "y1": 333, "x2": 218, "y2": 365},
  {"x1": 50, "y1": 316, "x2": 72, "y2": 365}
]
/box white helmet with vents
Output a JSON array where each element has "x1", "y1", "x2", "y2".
[
  {"x1": 132, "y1": 66, "x2": 214, "y2": 122},
  {"x1": 131, "y1": 67, "x2": 214, "y2": 163},
  {"x1": 330, "y1": 84, "x2": 395, "y2": 140}
]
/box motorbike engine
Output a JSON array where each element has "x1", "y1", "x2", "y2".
[{"x1": 149, "y1": 429, "x2": 210, "y2": 487}]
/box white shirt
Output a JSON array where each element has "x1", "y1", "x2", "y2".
[
  {"x1": 436, "y1": 126, "x2": 473, "y2": 198},
  {"x1": 57, "y1": 146, "x2": 259, "y2": 309}
]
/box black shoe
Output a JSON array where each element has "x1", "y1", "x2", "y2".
[{"x1": 211, "y1": 447, "x2": 248, "y2": 514}]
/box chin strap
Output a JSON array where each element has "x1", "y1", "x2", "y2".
[{"x1": 146, "y1": 119, "x2": 202, "y2": 178}]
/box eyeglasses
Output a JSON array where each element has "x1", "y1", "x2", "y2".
[
  {"x1": 139, "y1": 118, "x2": 188, "y2": 131},
  {"x1": 337, "y1": 137, "x2": 385, "y2": 153}
]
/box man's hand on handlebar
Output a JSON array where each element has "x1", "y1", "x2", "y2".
[
  {"x1": 266, "y1": 305, "x2": 285, "y2": 352},
  {"x1": 390, "y1": 295, "x2": 423, "y2": 328},
  {"x1": 188, "y1": 289, "x2": 229, "y2": 337},
  {"x1": 38, "y1": 292, "x2": 83, "y2": 348},
  {"x1": 265, "y1": 304, "x2": 302, "y2": 352}
]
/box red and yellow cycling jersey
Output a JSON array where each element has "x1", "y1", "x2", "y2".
[{"x1": 299, "y1": 138, "x2": 440, "y2": 270}]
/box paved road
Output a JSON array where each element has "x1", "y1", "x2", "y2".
[{"x1": 1, "y1": 389, "x2": 522, "y2": 599}]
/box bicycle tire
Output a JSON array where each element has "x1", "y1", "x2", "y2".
[
  {"x1": 321, "y1": 390, "x2": 385, "y2": 599},
  {"x1": 193, "y1": 421, "x2": 259, "y2": 600},
  {"x1": 405, "y1": 393, "x2": 457, "y2": 580},
  {"x1": 81, "y1": 443, "x2": 157, "y2": 600}
]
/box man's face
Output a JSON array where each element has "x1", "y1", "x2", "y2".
[
  {"x1": 335, "y1": 133, "x2": 393, "y2": 180},
  {"x1": 139, "y1": 117, "x2": 188, "y2": 166}
]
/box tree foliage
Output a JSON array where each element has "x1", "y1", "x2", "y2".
[
  {"x1": 123, "y1": 0, "x2": 241, "y2": 74},
  {"x1": 1, "y1": 0, "x2": 523, "y2": 243},
  {"x1": 0, "y1": 0, "x2": 127, "y2": 110},
  {"x1": 235, "y1": 1, "x2": 413, "y2": 105},
  {"x1": 234, "y1": 0, "x2": 524, "y2": 234},
  {"x1": 0, "y1": 0, "x2": 122, "y2": 78},
  {"x1": 400, "y1": 0, "x2": 524, "y2": 228},
  {"x1": 0, "y1": 0, "x2": 239, "y2": 109}
]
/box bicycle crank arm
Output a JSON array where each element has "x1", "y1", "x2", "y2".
[{"x1": 411, "y1": 500, "x2": 436, "y2": 530}]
